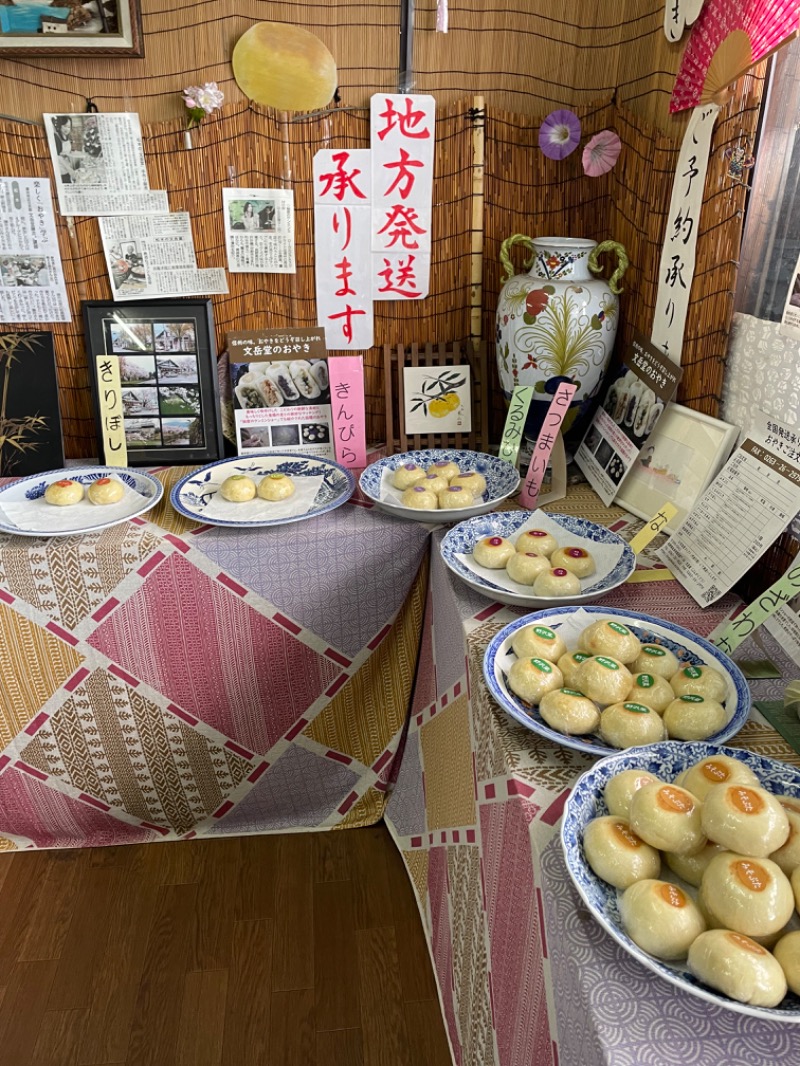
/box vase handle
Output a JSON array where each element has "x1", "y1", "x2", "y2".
[
  {"x1": 588, "y1": 240, "x2": 629, "y2": 296},
  {"x1": 499, "y1": 234, "x2": 536, "y2": 282}
]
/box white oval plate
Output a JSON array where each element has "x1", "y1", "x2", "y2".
[
  {"x1": 170, "y1": 453, "x2": 355, "y2": 528},
  {"x1": 0, "y1": 466, "x2": 163, "y2": 537},
  {"x1": 562, "y1": 741, "x2": 800, "y2": 1023},
  {"x1": 483, "y1": 606, "x2": 750, "y2": 757},
  {"x1": 359, "y1": 448, "x2": 520, "y2": 524},
  {"x1": 440, "y1": 510, "x2": 635, "y2": 607}
]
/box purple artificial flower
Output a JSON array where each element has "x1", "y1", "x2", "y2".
[{"x1": 538, "y1": 109, "x2": 581, "y2": 161}]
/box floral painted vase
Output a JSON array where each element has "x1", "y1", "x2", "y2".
[{"x1": 495, "y1": 235, "x2": 629, "y2": 446}]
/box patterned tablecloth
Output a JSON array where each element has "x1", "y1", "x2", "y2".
[
  {"x1": 0, "y1": 467, "x2": 429, "y2": 851},
  {"x1": 385, "y1": 486, "x2": 800, "y2": 1066}
]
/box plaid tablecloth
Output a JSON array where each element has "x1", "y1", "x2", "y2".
[
  {"x1": 0, "y1": 467, "x2": 429, "y2": 851},
  {"x1": 386, "y1": 486, "x2": 800, "y2": 1066}
]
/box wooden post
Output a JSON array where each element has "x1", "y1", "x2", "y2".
[{"x1": 469, "y1": 95, "x2": 485, "y2": 352}]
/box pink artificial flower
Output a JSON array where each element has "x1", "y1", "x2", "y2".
[
  {"x1": 582, "y1": 130, "x2": 622, "y2": 177},
  {"x1": 183, "y1": 82, "x2": 224, "y2": 128}
]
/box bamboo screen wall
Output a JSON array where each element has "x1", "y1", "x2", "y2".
[{"x1": 0, "y1": 0, "x2": 766, "y2": 453}]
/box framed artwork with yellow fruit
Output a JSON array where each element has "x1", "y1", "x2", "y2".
[{"x1": 403, "y1": 366, "x2": 472, "y2": 435}]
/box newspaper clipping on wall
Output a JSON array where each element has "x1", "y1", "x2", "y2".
[
  {"x1": 222, "y1": 189, "x2": 296, "y2": 273},
  {"x1": 44, "y1": 113, "x2": 169, "y2": 217},
  {"x1": 0, "y1": 177, "x2": 70, "y2": 323},
  {"x1": 98, "y1": 213, "x2": 228, "y2": 300}
]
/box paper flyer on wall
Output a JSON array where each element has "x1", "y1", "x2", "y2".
[
  {"x1": 659, "y1": 411, "x2": 800, "y2": 606},
  {"x1": 0, "y1": 177, "x2": 70, "y2": 322},
  {"x1": 228, "y1": 328, "x2": 333, "y2": 458},
  {"x1": 44, "y1": 113, "x2": 169, "y2": 217},
  {"x1": 222, "y1": 189, "x2": 296, "y2": 273},
  {"x1": 576, "y1": 331, "x2": 682, "y2": 505},
  {"x1": 98, "y1": 213, "x2": 228, "y2": 300}
]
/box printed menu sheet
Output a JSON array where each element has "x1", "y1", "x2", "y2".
[
  {"x1": 98, "y1": 214, "x2": 228, "y2": 300},
  {"x1": 659, "y1": 412, "x2": 800, "y2": 606},
  {"x1": 0, "y1": 177, "x2": 70, "y2": 322},
  {"x1": 44, "y1": 113, "x2": 168, "y2": 217}
]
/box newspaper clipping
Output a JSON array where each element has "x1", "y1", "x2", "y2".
[
  {"x1": 222, "y1": 189, "x2": 296, "y2": 273},
  {"x1": 98, "y1": 213, "x2": 228, "y2": 300},
  {"x1": 0, "y1": 177, "x2": 70, "y2": 323},
  {"x1": 44, "y1": 113, "x2": 169, "y2": 217}
]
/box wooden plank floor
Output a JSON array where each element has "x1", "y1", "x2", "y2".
[{"x1": 0, "y1": 825, "x2": 453, "y2": 1066}]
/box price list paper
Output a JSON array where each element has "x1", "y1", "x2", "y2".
[{"x1": 659, "y1": 415, "x2": 800, "y2": 606}]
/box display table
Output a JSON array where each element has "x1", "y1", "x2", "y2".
[
  {"x1": 0, "y1": 467, "x2": 429, "y2": 850},
  {"x1": 386, "y1": 486, "x2": 800, "y2": 1066}
]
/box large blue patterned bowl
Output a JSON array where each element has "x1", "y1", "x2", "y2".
[
  {"x1": 359, "y1": 448, "x2": 520, "y2": 523},
  {"x1": 170, "y1": 453, "x2": 355, "y2": 528},
  {"x1": 440, "y1": 510, "x2": 635, "y2": 607},
  {"x1": 562, "y1": 741, "x2": 800, "y2": 1022},
  {"x1": 483, "y1": 606, "x2": 750, "y2": 757}
]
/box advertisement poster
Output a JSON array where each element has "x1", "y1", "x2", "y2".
[
  {"x1": 229, "y1": 328, "x2": 333, "y2": 458},
  {"x1": 576, "y1": 331, "x2": 682, "y2": 505}
]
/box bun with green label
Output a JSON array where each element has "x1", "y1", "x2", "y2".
[
  {"x1": 662, "y1": 695, "x2": 729, "y2": 741},
  {"x1": 506, "y1": 656, "x2": 563, "y2": 705},
  {"x1": 539, "y1": 688, "x2": 600, "y2": 735},
  {"x1": 579, "y1": 619, "x2": 642, "y2": 663},
  {"x1": 627, "y1": 672, "x2": 674, "y2": 714},
  {"x1": 511, "y1": 623, "x2": 567, "y2": 663},
  {"x1": 630, "y1": 643, "x2": 680, "y2": 679},
  {"x1": 575, "y1": 655, "x2": 633, "y2": 706},
  {"x1": 670, "y1": 663, "x2": 728, "y2": 702},
  {"x1": 599, "y1": 701, "x2": 667, "y2": 749}
]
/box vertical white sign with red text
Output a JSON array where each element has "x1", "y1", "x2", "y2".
[
  {"x1": 313, "y1": 149, "x2": 374, "y2": 350},
  {"x1": 370, "y1": 94, "x2": 435, "y2": 301}
]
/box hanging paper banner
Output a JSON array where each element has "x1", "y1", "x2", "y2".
[
  {"x1": 370, "y1": 93, "x2": 435, "y2": 301},
  {"x1": 328, "y1": 355, "x2": 367, "y2": 469},
  {"x1": 651, "y1": 103, "x2": 719, "y2": 364},
  {"x1": 664, "y1": 0, "x2": 705, "y2": 42},
  {"x1": 498, "y1": 385, "x2": 534, "y2": 467},
  {"x1": 519, "y1": 382, "x2": 577, "y2": 509},
  {"x1": 313, "y1": 149, "x2": 374, "y2": 350}
]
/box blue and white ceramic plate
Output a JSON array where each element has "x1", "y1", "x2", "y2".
[
  {"x1": 562, "y1": 741, "x2": 800, "y2": 1022},
  {"x1": 483, "y1": 606, "x2": 750, "y2": 757},
  {"x1": 440, "y1": 511, "x2": 635, "y2": 607},
  {"x1": 359, "y1": 449, "x2": 520, "y2": 524},
  {"x1": 170, "y1": 454, "x2": 355, "y2": 528},
  {"x1": 0, "y1": 466, "x2": 163, "y2": 537}
]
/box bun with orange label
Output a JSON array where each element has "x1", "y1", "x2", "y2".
[
  {"x1": 628, "y1": 782, "x2": 706, "y2": 855},
  {"x1": 699, "y1": 853, "x2": 794, "y2": 937},
  {"x1": 688, "y1": 930, "x2": 787, "y2": 1007},
  {"x1": 619, "y1": 879, "x2": 706, "y2": 959}
]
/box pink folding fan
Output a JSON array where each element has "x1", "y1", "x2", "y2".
[{"x1": 671, "y1": 0, "x2": 800, "y2": 112}]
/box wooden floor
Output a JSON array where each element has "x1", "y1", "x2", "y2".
[{"x1": 0, "y1": 824, "x2": 452, "y2": 1066}]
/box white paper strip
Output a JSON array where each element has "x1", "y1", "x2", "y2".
[
  {"x1": 0, "y1": 177, "x2": 70, "y2": 322},
  {"x1": 313, "y1": 150, "x2": 374, "y2": 349},
  {"x1": 664, "y1": 0, "x2": 705, "y2": 42},
  {"x1": 371, "y1": 94, "x2": 435, "y2": 302},
  {"x1": 651, "y1": 103, "x2": 719, "y2": 364}
]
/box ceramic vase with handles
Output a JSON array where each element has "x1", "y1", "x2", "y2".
[{"x1": 495, "y1": 235, "x2": 629, "y2": 446}]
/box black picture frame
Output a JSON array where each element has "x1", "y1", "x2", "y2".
[{"x1": 83, "y1": 299, "x2": 224, "y2": 467}]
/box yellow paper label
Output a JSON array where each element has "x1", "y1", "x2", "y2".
[
  {"x1": 628, "y1": 502, "x2": 678, "y2": 554},
  {"x1": 95, "y1": 355, "x2": 127, "y2": 467}
]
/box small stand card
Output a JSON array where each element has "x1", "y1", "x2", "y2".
[
  {"x1": 576, "y1": 330, "x2": 682, "y2": 506},
  {"x1": 498, "y1": 385, "x2": 534, "y2": 467},
  {"x1": 713, "y1": 558, "x2": 800, "y2": 656},
  {"x1": 229, "y1": 327, "x2": 335, "y2": 458},
  {"x1": 329, "y1": 356, "x2": 367, "y2": 469},
  {"x1": 0, "y1": 330, "x2": 64, "y2": 476},
  {"x1": 660, "y1": 411, "x2": 800, "y2": 606}
]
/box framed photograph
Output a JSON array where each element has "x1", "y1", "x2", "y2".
[
  {"x1": 402, "y1": 365, "x2": 472, "y2": 435},
  {"x1": 83, "y1": 300, "x2": 224, "y2": 467},
  {"x1": 0, "y1": 0, "x2": 142, "y2": 57},
  {"x1": 615, "y1": 403, "x2": 739, "y2": 532}
]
